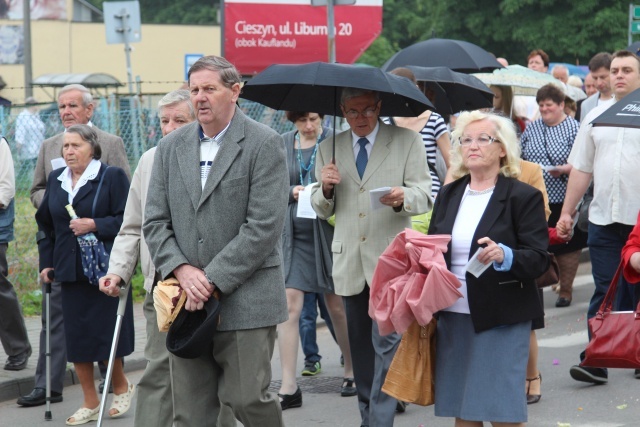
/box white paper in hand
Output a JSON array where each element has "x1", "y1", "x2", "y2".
[
  {"x1": 465, "y1": 247, "x2": 492, "y2": 278},
  {"x1": 296, "y1": 183, "x2": 317, "y2": 219},
  {"x1": 369, "y1": 187, "x2": 392, "y2": 211}
]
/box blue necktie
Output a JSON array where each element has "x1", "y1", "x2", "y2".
[{"x1": 356, "y1": 138, "x2": 369, "y2": 179}]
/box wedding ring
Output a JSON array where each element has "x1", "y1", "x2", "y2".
[
  {"x1": 394, "y1": 201, "x2": 398, "y2": 206},
  {"x1": 190, "y1": 285, "x2": 195, "y2": 289}
]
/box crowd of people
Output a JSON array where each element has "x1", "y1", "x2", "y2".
[{"x1": 0, "y1": 47, "x2": 639, "y2": 427}]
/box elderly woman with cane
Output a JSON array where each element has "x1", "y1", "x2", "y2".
[
  {"x1": 36, "y1": 124, "x2": 133, "y2": 425},
  {"x1": 428, "y1": 110, "x2": 549, "y2": 426}
]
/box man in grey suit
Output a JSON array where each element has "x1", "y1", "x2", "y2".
[
  {"x1": 18, "y1": 83, "x2": 130, "y2": 407},
  {"x1": 579, "y1": 52, "x2": 613, "y2": 122},
  {"x1": 311, "y1": 88, "x2": 432, "y2": 427},
  {"x1": 143, "y1": 56, "x2": 288, "y2": 426}
]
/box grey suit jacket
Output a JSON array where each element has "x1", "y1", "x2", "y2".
[
  {"x1": 579, "y1": 93, "x2": 599, "y2": 122},
  {"x1": 311, "y1": 122, "x2": 433, "y2": 296},
  {"x1": 30, "y1": 127, "x2": 130, "y2": 208},
  {"x1": 143, "y1": 107, "x2": 289, "y2": 331}
]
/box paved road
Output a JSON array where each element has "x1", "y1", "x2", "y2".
[{"x1": 1, "y1": 263, "x2": 639, "y2": 426}]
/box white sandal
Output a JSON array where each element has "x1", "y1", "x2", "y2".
[
  {"x1": 66, "y1": 406, "x2": 99, "y2": 425},
  {"x1": 109, "y1": 381, "x2": 136, "y2": 418}
]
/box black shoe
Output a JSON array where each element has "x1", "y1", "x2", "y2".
[
  {"x1": 526, "y1": 372, "x2": 542, "y2": 404},
  {"x1": 396, "y1": 400, "x2": 407, "y2": 413},
  {"x1": 98, "y1": 378, "x2": 113, "y2": 394},
  {"x1": 634, "y1": 369, "x2": 640, "y2": 379},
  {"x1": 278, "y1": 387, "x2": 302, "y2": 410},
  {"x1": 570, "y1": 365, "x2": 608, "y2": 384},
  {"x1": 555, "y1": 297, "x2": 572, "y2": 307},
  {"x1": 4, "y1": 347, "x2": 32, "y2": 371},
  {"x1": 17, "y1": 388, "x2": 63, "y2": 407},
  {"x1": 341, "y1": 377, "x2": 357, "y2": 397}
]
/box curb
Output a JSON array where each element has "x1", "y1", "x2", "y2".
[{"x1": 0, "y1": 358, "x2": 147, "y2": 404}]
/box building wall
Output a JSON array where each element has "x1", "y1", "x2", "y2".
[{"x1": 0, "y1": 19, "x2": 221, "y2": 104}]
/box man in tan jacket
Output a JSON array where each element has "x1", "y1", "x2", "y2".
[{"x1": 18, "y1": 84, "x2": 131, "y2": 407}]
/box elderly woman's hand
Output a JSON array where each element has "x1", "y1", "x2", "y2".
[
  {"x1": 476, "y1": 237, "x2": 504, "y2": 265},
  {"x1": 99, "y1": 274, "x2": 122, "y2": 297},
  {"x1": 69, "y1": 218, "x2": 97, "y2": 236}
]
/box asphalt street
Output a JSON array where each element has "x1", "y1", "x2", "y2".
[{"x1": 1, "y1": 262, "x2": 639, "y2": 426}]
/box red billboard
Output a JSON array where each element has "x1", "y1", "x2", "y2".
[{"x1": 224, "y1": 0, "x2": 383, "y2": 75}]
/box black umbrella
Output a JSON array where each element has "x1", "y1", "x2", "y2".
[
  {"x1": 241, "y1": 62, "x2": 434, "y2": 160},
  {"x1": 626, "y1": 41, "x2": 640, "y2": 56},
  {"x1": 406, "y1": 66, "x2": 494, "y2": 114},
  {"x1": 590, "y1": 88, "x2": 640, "y2": 128},
  {"x1": 241, "y1": 62, "x2": 433, "y2": 118},
  {"x1": 382, "y1": 38, "x2": 503, "y2": 74}
]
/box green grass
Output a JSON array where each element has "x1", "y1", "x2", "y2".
[{"x1": 7, "y1": 191, "x2": 146, "y2": 316}]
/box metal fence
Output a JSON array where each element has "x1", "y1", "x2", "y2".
[{"x1": 1, "y1": 97, "x2": 295, "y2": 301}]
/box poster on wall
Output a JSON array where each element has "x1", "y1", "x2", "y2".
[
  {"x1": 0, "y1": 0, "x2": 67, "y2": 20},
  {"x1": 224, "y1": 0, "x2": 382, "y2": 75},
  {"x1": 0, "y1": 25, "x2": 23, "y2": 64}
]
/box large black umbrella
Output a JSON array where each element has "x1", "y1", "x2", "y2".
[
  {"x1": 241, "y1": 62, "x2": 434, "y2": 160},
  {"x1": 406, "y1": 65, "x2": 494, "y2": 114},
  {"x1": 240, "y1": 62, "x2": 433, "y2": 118},
  {"x1": 590, "y1": 88, "x2": 640, "y2": 128},
  {"x1": 382, "y1": 38, "x2": 503, "y2": 73}
]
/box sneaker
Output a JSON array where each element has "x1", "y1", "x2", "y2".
[
  {"x1": 569, "y1": 365, "x2": 608, "y2": 384},
  {"x1": 301, "y1": 361, "x2": 321, "y2": 376},
  {"x1": 634, "y1": 369, "x2": 640, "y2": 379}
]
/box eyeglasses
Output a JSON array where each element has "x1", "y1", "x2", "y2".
[
  {"x1": 344, "y1": 107, "x2": 378, "y2": 119},
  {"x1": 458, "y1": 134, "x2": 501, "y2": 146}
]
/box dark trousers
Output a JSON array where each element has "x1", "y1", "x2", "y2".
[
  {"x1": 299, "y1": 292, "x2": 336, "y2": 363},
  {"x1": 344, "y1": 286, "x2": 400, "y2": 427},
  {"x1": 0, "y1": 243, "x2": 31, "y2": 357}
]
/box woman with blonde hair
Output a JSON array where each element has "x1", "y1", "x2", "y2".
[{"x1": 430, "y1": 110, "x2": 549, "y2": 426}]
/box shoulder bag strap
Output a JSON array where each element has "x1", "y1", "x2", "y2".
[{"x1": 92, "y1": 166, "x2": 110, "y2": 218}]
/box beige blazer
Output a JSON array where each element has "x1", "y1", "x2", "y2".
[
  {"x1": 30, "y1": 127, "x2": 131, "y2": 208},
  {"x1": 520, "y1": 160, "x2": 551, "y2": 220},
  {"x1": 107, "y1": 148, "x2": 156, "y2": 292},
  {"x1": 311, "y1": 122, "x2": 433, "y2": 296}
]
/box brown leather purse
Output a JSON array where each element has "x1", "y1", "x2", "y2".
[
  {"x1": 381, "y1": 319, "x2": 436, "y2": 406},
  {"x1": 535, "y1": 253, "x2": 559, "y2": 288}
]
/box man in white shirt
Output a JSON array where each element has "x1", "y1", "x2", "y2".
[
  {"x1": 558, "y1": 50, "x2": 640, "y2": 385},
  {"x1": 14, "y1": 97, "x2": 45, "y2": 167}
]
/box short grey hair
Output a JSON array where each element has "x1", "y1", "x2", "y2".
[
  {"x1": 65, "y1": 124, "x2": 102, "y2": 160},
  {"x1": 187, "y1": 56, "x2": 241, "y2": 89},
  {"x1": 340, "y1": 88, "x2": 380, "y2": 105},
  {"x1": 157, "y1": 89, "x2": 195, "y2": 119},
  {"x1": 58, "y1": 84, "x2": 93, "y2": 107}
]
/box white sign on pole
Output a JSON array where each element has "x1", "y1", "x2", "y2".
[{"x1": 104, "y1": 1, "x2": 142, "y2": 45}]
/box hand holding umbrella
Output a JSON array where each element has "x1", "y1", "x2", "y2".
[{"x1": 320, "y1": 163, "x2": 341, "y2": 198}]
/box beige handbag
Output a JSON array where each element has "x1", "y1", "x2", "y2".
[
  {"x1": 382, "y1": 319, "x2": 436, "y2": 406},
  {"x1": 153, "y1": 278, "x2": 187, "y2": 332}
]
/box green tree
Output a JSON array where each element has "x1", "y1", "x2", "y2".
[{"x1": 361, "y1": 0, "x2": 630, "y2": 67}]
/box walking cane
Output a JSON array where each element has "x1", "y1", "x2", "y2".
[
  {"x1": 45, "y1": 270, "x2": 55, "y2": 421},
  {"x1": 97, "y1": 279, "x2": 129, "y2": 427}
]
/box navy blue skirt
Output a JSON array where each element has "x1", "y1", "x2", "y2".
[
  {"x1": 61, "y1": 281, "x2": 134, "y2": 362},
  {"x1": 434, "y1": 311, "x2": 531, "y2": 423}
]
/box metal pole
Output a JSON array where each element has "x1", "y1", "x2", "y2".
[
  {"x1": 630, "y1": 3, "x2": 634, "y2": 46},
  {"x1": 117, "y1": 8, "x2": 134, "y2": 94},
  {"x1": 220, "y1": 0, "x2": 225, "y2": 57},
  {"x1": 327, "y1": 1, "x2": 336, "y2": 63},
  {"x1": 23, "y1": 0, "x2": 33, "y2": 98}
]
